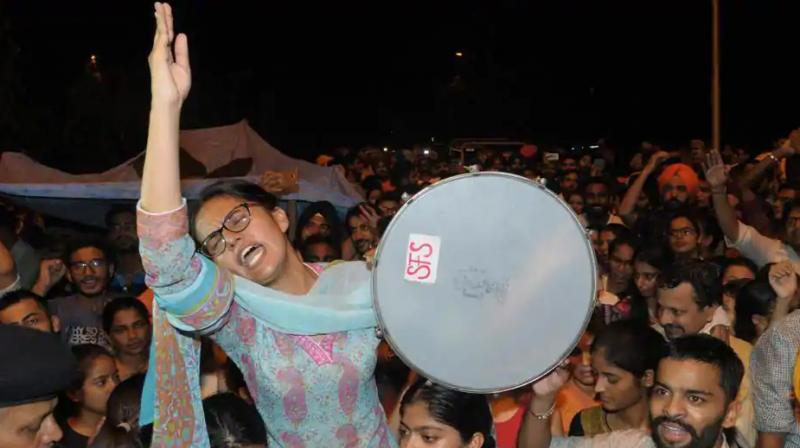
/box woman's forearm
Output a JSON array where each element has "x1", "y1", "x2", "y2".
[{"x1": 140, "y1": 103, "x2": 183, "y2": 213}]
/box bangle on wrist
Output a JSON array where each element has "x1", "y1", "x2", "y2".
[
  {"x1": 711, "y1": 187, "x2": 727, "y2": 195},
  {"x1": 768, "y1": 152, "x2": 780, "y2": 164},
  {"x1": 528, "y1": 402, "x2": 556, "y2": 420}
]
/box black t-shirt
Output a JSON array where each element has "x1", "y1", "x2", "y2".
[{"x1": 59, "y1": 423, "x2": 89, "y2": 448}]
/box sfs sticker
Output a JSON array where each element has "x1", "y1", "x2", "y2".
[{"x1": 404, "y1": 234, "x2": 441, "y2": 284}]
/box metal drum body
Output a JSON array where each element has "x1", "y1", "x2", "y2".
[{"x1": 372, "y1": 172, "x2": 597, "y2": 393}]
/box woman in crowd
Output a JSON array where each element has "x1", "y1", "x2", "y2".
[
  {"x1": 568, "y1": 321, "x2": 667, "y2": 436},
  {"x1": 59, "y1": 344, "x2": 121, "y2": 448},
  {"x1": 138, "y1": 4, "x2": 394, "y2": 446},
  {"x1": 399, "y1": 379, "x2": 495, "y2": 448},
  {"x1": 632, "y1": 244, "x2": 672, "y2": 327}
]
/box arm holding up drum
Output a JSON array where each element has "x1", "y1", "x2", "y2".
[{"x1": 517, "y1": 362, "x2": 571, "y2": 448}]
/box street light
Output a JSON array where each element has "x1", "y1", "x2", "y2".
[{"x1": 455, "y1": 51, "x2": 464, "y2": 58}]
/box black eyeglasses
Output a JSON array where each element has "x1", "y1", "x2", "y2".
[{"x1": 199, "y1": 203, "x2": 253, "y2": 258}]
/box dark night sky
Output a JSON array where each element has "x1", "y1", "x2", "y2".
[{"x1": 2, "y1": 0, "x2": 799, "y2": 170}]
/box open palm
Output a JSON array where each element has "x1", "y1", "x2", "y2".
[
  {"x1": 148, "y1": 3, "x2": 191, "y2": 104},
  {"x1": 704, "y1": 150, "x2": 728, "y2": 188}
]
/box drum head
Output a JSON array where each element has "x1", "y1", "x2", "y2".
[{"x1": 372, "y1": 172, "x2": 596, "y2": 393}]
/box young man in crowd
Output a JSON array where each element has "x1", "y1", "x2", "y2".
[
  {"x1": 48, "y1": 240, "x2": 118, "y2": 349},
  {"x1": 656, "y1": 261, "x2": 756, "y2": 445},
  {"x1": 0, "y1": 325, "x2": 78, "y2": 448},
  {"x1": 619, "y1": 152, "x2": 700, "y2": 242},
  {"x1": 102, "y1": 296, "x2": 151, "y2": 381},
  {"x1": 105, "y1": 206, "x2": 147, "y2": 295},
  {"x1": 0, "y1": 289, "x2": 59, "y2": 333},
  {"x1": 345, "y1": 204, "x2": 380, "y2": 261},
  {"x1": 706, "y1": 148, "x2": 800, "y2": 273},
  {"x1": 519, "y1": 334, "x2": 744, "y2": 448},
  {"x1": 583, "y1": 178, "x2": 624, "y2": 228},
  {"x1": 300, "y1": 234, "x2": 341, "y2": 263}
]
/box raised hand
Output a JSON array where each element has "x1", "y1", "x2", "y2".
[
  {"x1": 32, "y1": 259, "x2": 67, "y2": 296},
  {"x1": 532, "y1": 361, "x2": 571, "y2": 397},
  {"x1": 704, "y1": 150, "x2": 728, "y2": 189},
  {"x1": 643, "y1": 151, "x2": 671, "y2": 174},
  {"x1": 359, "y1": 204, "x2": 381, "y2": 228},
  {"x1": 769, "y1": 261, "x2": 798, "y2": 300},
  {"x1": 148, "y1": 2, "x2": 191, "y2": 105}
]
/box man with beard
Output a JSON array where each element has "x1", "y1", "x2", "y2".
[
  {"x1": 48, "y1": 240, "x2": 118, "y2": 350},
  {"x1": 619, "y1": 152, "x2": 700, "y2": 242},
  {"x1": 519, "y1": 334, "x2": 744, "y2": 448},
  {"x1": 706, "y1": 149, "x2": 800, "y2": 274},
  {"x1": 559, "y1": 171, "x2": 580, "y2": 197},
  {"x1": 105, "y1": 206, "x2": 147, "y2": 295},
  {"x1": 656, "y1": 261, "x2": 756, "y2": 446},
  {"x1": 345, "y1": 204, "x2": 379, "y2": 261},
  {"x1": 584, "y1": 178, "x2": 624, "y2": 228},
  {"x1": 103, "y1": 297, "x2": 151, "y2": 381}
]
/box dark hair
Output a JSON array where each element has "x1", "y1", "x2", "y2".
[
  {"x1": 634, "y1": 244, "x2": 672, "y2": 272},
  {"x1": 89, "y1": 426, "x2": 143, "y2": 448},
  {"x1": 601, "y1": 223, "x2": 634, "y2": 244},
  {"x1": 584, "y1": 177, "x2": 610, "y2": 193},
  {"x1": 69, "y1": 344, "x2": 114, "y2": 392},
  {"x1": 300, "y1": 234, "x2": 341, "y2": 262},
  {"x1": 659, "y1": 261, "x2": 722, "y2": 308},
  {"x1": 0, "y1": 207, "x2": 16, "y2": 233},
  {"x1": 591, "y1": 320, "x2": 668, "y2": 378},
  {"x1": 67, "y1": 237, "x2": 111, "y2": 263},
  {"x1": 783, "y1": 200, "x2": 800, "y2": 225},
  {"x1": 609, "y1": 234, "x2": 640, "y2": 258},
  {"x1": 0, "y1": 289, "x2": 50, "y2": 317},
  {"x1": 103, "y1": 297, "x2": 149, "y2": 335},
  {"x1": 734, "y1": 280, "x2": 776, "y2": 344},
  {"x1": 193, "y1": 180, "x2": 278, "y2": 240},
  {"x1": 665, "y1": 335, "x2": 744, "y2": 405},
  {"x1": 721, "y1": 257, "x2": 758, "y2": 282},
  {"x1": 203, "y1": 393, "x2": 267, "y2": 448},
  {"x1": 90, "y1": 374, "x2": 146, "y2": 448},
  {"x1": 668, "y1": 211, "x2": 703, "y2": 235},
  {"x1": 57, "y1": 344, "x2": 115, "y2": 421},
  {"x1": 401, "y1": 379, "x2": 496, "y2": 448},
  {"x1": 345, "y1": 203, "x2": 374, "y2": 234},
  {"x1": 294, "y1": 200, "x2": 343, "y2": 245},
  {"x1": 105, "y1": 205, "x2": 136, "y2": 229},
  {"x1": 105, "y1": 374, "x2": 145, "y2": 431}
]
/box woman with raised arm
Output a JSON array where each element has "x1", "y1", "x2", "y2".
[{"x1": 139, "y1": 4, "x2": 395, "y2": 447}]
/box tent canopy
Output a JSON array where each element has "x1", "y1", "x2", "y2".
[{"x1": 0, "y1": 120, "x2": 362, "y2": 227}]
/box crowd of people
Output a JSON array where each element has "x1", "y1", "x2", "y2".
[{"x1": 2, "y1": 3, "x2": 800, "y2": 448}]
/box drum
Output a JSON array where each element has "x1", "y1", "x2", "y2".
[{"x1": 372, "y1": 172, "x2": 596, "y2": 393}]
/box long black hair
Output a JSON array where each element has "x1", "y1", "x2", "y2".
[
  {"x1": 733, "y1": 280, "x2": 775, "y2": 344},
  {"x1": 401, "y1": 379, "x2": 496, "y2": 448}
]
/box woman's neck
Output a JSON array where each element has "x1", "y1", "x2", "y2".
[
  {"x1": 571, "y1": 377, "x2": 596, "y2": 397},
  {"x1": 116, "y1": 353, "x2": 148, "y2": 379},
  {"x1": 606, "y1": 395, "x2": 649, "y2": 431},
  {"x1": 69, "y1": 409, "x2": 104, "y2": 437},
  {"x1": 270, "y1": 248, "x2": 318, "y2": 295}
]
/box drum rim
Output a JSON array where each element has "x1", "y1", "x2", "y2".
[{"x1": 371, "y1": 171, "x2": 598, "y2": 393}]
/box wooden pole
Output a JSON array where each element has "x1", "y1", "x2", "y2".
[{"x1": 712, "y1": 0, "x2": 721, "y2": 150}]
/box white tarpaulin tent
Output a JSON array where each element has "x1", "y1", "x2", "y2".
[{"x1": 0, "y1": 120, "x2": 362, "y2": 227}]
